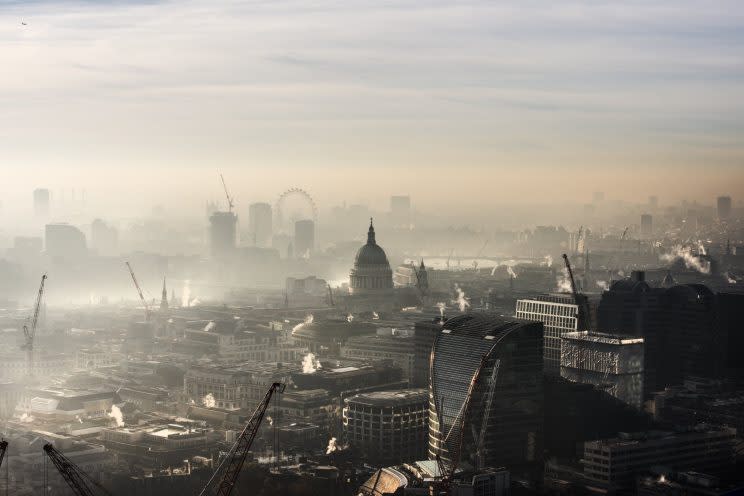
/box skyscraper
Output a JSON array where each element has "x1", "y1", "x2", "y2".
[
  {"x1": 33, "y1": 188, "x2": 50, "y2": 217},
  {"x1": 640, "y1": 213, "x2": 653, "y2": 239},
  {"x1": 515, "y1": 294, "x2": 579, "y2": 375},
  {"x1": 45, "y1": 223, "x2": 87, "y2": 261},
  {"x1": 717, "y1": 196, "x2": 732, "y2": 221},
  {"x1": 294, "y1": 219, "x2": 315, "y2": 258},
  {"x1": 248, "y1": 202, "x2": 273, "y2": 248},
  {"x1": 428, "y1": 313, "x2": 543, "y2": 474},
  {"x1": 209, "y1": 211, "x2": 237, "y2": 259}
]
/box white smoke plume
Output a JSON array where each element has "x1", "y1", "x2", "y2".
[
  {"x1": 181, "y1": 280, "x2": 191, "y2": 308},
  {"x1": 203, "y1": 321, "x2": 216, "y2": 332},
  {"x1": 556, "y1": 268, "x2": 573, "y2": 293},
  {"x1": 490, "y1": 263, "x2": 499, "y2": 276},
  {"x1": 697, "y1": 240, "x2": 707, "y2": 256},
  {"x1": 436, "y1": 302, "x2": 446, "y2": 319},
  {"x1": 544, "y1": 255, "x2": 553, "y2": 267},
  {"x1": 454, "y1": 284, "x2": 470, "y2": 312},
  {"x1": 346, "y1": 313, "x2": 354, "y2": 323},
  {"x1": 325, "y1": 437, "x2": 347, "y2": 455},
  {"x1": 660, "y1": 245, "x2": 711, "y2": 274},
  {"x1": 302, "y1": 353, "x2": 322, "y2": 374},
  {"x1": 596, "y1": 280, "x2": 610, "y2": 291},
  {"x1": 20, "y1": 412, "x2": 34, "y2": 423},
  {"x1": 372, "y1": 311, "x2": 380, "y2": 320},
  {"x1": 189, "y1": 298, "x2": 201, "y2": 307},
  {"x1": 507, "y1": 266, "x2": 517, "y2": 279},
  {"x1": 726, "y1": 273, "x2": 737, "y2": 284},
  {"x1": 293, "y1": 314, "x2": 314, "y2": 332},
  {"x1": 75, "y1": 415, "x2": 83, "y2": 424},
  {"x1": 202, "y1": 393, "x2": 216, "y2": 408},
  {"x1": 108, "y1": 405, "x2": 124, "y2": 427}
]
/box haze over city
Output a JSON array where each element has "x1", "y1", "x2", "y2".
[{"x1": 1, "y1": 1, "x2": 744, "y2": 496}]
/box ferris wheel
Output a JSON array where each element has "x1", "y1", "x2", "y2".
[{"x1": 275, "y1": 188, "x2": 318, "y2": 233}]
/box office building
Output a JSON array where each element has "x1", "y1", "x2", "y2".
[
  {"x1": 45, "y1": 223, "x2": 87, "y2": 261},
  {"x1": 90, "y1": 218, "x2": 118, "y2": 255},
  {"x1": 248, "y1": 202, "x2": 273, "y2": 247},
  {"x1": 412, "y1": 318, "x2": 443, "y2": 388},
  {"x1": 716, "y1": 196, "x2": 731, "y2": 221},
  {"x1": 209, "y1": 211, "x2": 237, "y2": 259},
  {"x1": 33, "y1": 188, "x2": 50, "y2": 217},
  {"x1": 343, "y1": 389, "x2": 428, "y2": 465},
  {"x1": 429, "y1": 313, "x2": 543, "y2": 474},
  {"x1": 640, "y1": 213, "x2": 652, "y2": 239},
  {"x1": 582, "y1": 427, "x2": 736, "y2": 490},
  {"x1": 294, "y1": 219, "x2": 315, "y2": 258},
  {"x1": 340, "y1": 332, "x2": 416, "y2": 382},
  {"x1": 560, "y1": 331, "x2": 644, "y2": 409},
  {"x1": 516, "y1": 294, "x2": 579, "y2": 375}
]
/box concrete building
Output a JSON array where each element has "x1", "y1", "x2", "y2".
[
  {"x1": 90, "y1": 218, "x2": 118, "y2": 255},
  {"x1": 291, "y1": 317, "x2": 377, "y2": 355},
  {"x1": 209, "y1": 211, "x2": 237, "y2": 259},
  {"x1": 429, "y1": 313, "x2": 543, "y2": 475},
  {"x1": 560, "y1": 331, "x2": 644, "y2": 409},
  {"x1": 343, "y1": 389, "x2": 428, "y2": 465},
  {"x1": 45, "y1": 223, "x2": 87, "y2": 261},
  {"x1": 515, "y1": 294, "x2": 579, "y2": 375},
  {"x1": 340, "y1": 331, "x2": 416, "y2": 383},
  {"x1": 717, "y1": 196, "x2": 732, "y2": 221},
  {"x1": 248, "y1": 202, "x2": 273, "y2": 247},
  {"x1": 582, "y1": 426, "x2": 737, "y2": 490},
  {"x1": 75, "y1": 348, "x2": 120, "y2": 371},
  {"x1": 184, "y1": 363, "x2": 289, "y2": 410},
  {"x1": 294, "y1": 219, "x2": 315, "y2": 258}
]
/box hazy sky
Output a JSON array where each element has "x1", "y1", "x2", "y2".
[{"x1": 1, "y1": 0, "x2": 743, "y2": 213}]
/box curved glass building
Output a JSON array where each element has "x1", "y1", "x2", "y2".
[{"x1": 428, "y1": 313, "x2": 543, "y2": 474}]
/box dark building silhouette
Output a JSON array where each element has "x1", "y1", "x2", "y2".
[
  {"x1": 45, "y1": 223, "x2": 87, "y2": 261},
  {"x1": 428, "y1": 313, "x2": 543, "y2": 476},
  {"x1": 717, "y1": 195, "x2": 732, "y2": 221},
  {"x1": 33, "y1": 188, "x2": 50, "y2": 217},
  {"x1": 348, "y1": 219, "x2": 393, "y2": 296},
  {"x1": 209, "y1": 211, "x2": 237, "y2": 259},
  {"x1": 248, "y1": 202, "x2": 272, "y2": 248},
  {"x1": 294, "y1": 219, "x2": 315, "y2": 258}
]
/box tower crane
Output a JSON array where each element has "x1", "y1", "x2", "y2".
[
  {"x1": 43, "y1": 443, "x2": 112, "y2": 496},
  {"x1": 0, "y1": 440, "x2": 7, "y2": 471},
  {"x1": 474, "y1": 359, "x2": 500, "y2": 471},
  {"x1": 219, "y1": 172, "x2": 235, "y2": 213},
  {"x1": 21, "y1": 274, "x2": 47, "y2": 376},
  {"x1": 125, "y1": 261, "x2": 150, "y2": 321},
  {"x1": 472, "y1": 239, "x2": 489, "y2": 271},
  {"x1": 562, "y1": 254, "x2": 591, "y2": 331},
  {"x1": 621, "y1": 226, "x2": 629, "y2": 240},
  {"x1": 199, "y1": 382, "x2": 285, "y2": 496},
  {"x1": 411, "y1": 261, "x2": 428, "y2": 298}
]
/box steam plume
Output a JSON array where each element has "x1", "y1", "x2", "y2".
[
  {"x1": 454, "y1": 284, "x2": 470, "y2": 312},
  {"x1": 108, "y1": 405, "x2": 124, "y2": 427},
  {"x1": 660, "y1": 245, "x2": 711, "y2": 274},
  {"x1": 202, "y1": 393, "x2": 216, "y2": 408},
  {"x1": 302, "y1": 353, "x2": 322, "y2": 374}
]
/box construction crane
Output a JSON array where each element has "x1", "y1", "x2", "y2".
[
  {"x1": 327, "y1": 284, "x2": 334, "y2": 307},
  {"x1": 621, "y1": 226, "x2": 629, "y2": 240},
  {"x1": 411, "y1": 261, "x2": 428, "y2": 298},
  {"x1": 43, "y1": 443, "x2": 112, "y2": 496},
  {"x1": 562, "y1": 254, "x2": 591, "y2": 331},
  {"x1": 125, "y1": 261, "x2": 150, "y2": 322},
  {"x1": 21, "y1": 274, "x2": 47, "y2": 376},
  {"x1": 199, "y1": 382, "x2": 285, "y2": 496},
  {"x1": 472, "y1": 239, "x2": 489, "y2": 271},
  {"x1": 219, "y1": 172, "x2": 235, "y2": 213},
  {"x1": 0, "y1": 440, "x2": 7, "y2": 472}
]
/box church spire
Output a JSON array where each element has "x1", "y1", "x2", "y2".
[
  {"x1": 160, "y1": 277, "x2": 169, "y2": 311},
  {"x1": 367, "y1": 217, "x2": 376, "y2": 244}
]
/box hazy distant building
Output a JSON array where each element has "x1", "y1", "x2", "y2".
[
  {"x1": 294, "y1": 219, "x2": 315, "y2": 258},
  {"x1": 429, "y1": 314, "x2": 543, "y2": 473},
  {"x1": 717, "y1": 196, "x2": 731, "y2": 221},
  {"x1": 640, "y1": 213, "x2": 653, "y2": 239},
  {"x1": 248, "y1": 202, "x2": 272, "y2": 247},
  {"x1": 593, "y1": 191, "x2": 605, "y2": 203},
  {"x1": 648, "y1": 195, "x2": 658, "y2": 209},
  {"x1": 45, "y1": 223, "x2": 87, "y2": 261},
  {"x1": 33, "y1": 188, "x2": 50, "y2": 217},
  {"x1": 516, "y1": 294, "x2": 579, "y2": 375},
  {"x1": 343, "y1": 389, "x2": 428, "y2": 465},
  {"x1": 560, "y1": 331, "x2": 644, "y2": 409},
  {"x1": 390, "y1": 195, "x2": 411, "y2": 226},
  {"x1": 209, "y1": 211, "x2": 237, "y2": 259},
  {"x1": 90, "y1": 218, "x2": 118, "y2": 255},
  {"x1": 349, "y1": 219, "x2": 393, "y2": 295}
]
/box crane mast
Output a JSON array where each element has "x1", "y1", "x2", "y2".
[
  {"x1": 219, "y1": 172, "x2": 235, "y2": 213},
  {"x1": 0, "y1": 440, "x2": 7, "y2": 471},
  {"x1": 43, "y1": 443, "x2": 112, "y2": 496},
  {"x1": 562, "y1": 254, "x2": 591, "y2": 331},
  {"x1": 125, "y1": 262, "x2": 150, "y2": 321},
  {"x1": 200, "y1": 382, "x2": 285, "y2": 496},
  {"x1": 22, "y1": 274, "x2": 47, "y2": 376}
]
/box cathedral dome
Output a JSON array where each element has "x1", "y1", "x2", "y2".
[{"x1": 349, "y1": 219, "x2": 394, "y2": 295}]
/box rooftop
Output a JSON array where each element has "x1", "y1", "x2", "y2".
[{"x1": 345, "y1": 388, "x2": 428, "y2": 407}]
